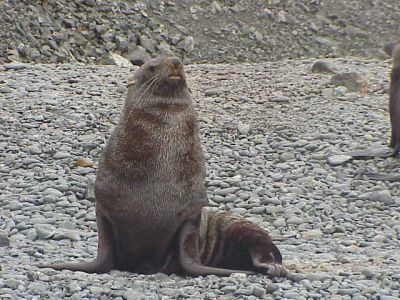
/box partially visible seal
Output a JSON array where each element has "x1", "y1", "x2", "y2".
[
  {"x1": 365, "y1": 44, "x2": 400, "y2": 181},
  {"x1": 345, "y1": 43, "x2": 400, "y2": 160},
  {"x1": 39, "y1": 55, "x2": 285, "y2": 276}
]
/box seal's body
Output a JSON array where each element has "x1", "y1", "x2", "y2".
[
  {"x1": 389, "y1": 44, "x2": 400, "y2": 153},
  {"x1": 365, "y1": 44, "x2": 400, "y2": 181},
  {"x1": 346, "y1": 44, "x2": 400, "y2": 161},
  {"x1": 40, "y1": 55, "x2": 285, "y2": 276}
]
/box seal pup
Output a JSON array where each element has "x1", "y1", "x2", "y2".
[
  {"x1": 180, "y1": 207, "x2": 286, "y2": 277},
  {"x1": 39, "y1": 55, "x2": 285, "y2": 276},
  {"x1": 345, "y1": 43, "x2": 400, "y2": 160}
]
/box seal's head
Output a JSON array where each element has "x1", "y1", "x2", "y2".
[{"x1": 132, "y1": 55, "x2": 188, "y2": 97}]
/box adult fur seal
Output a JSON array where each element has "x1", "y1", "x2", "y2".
[
  {"x1": 39, "y1": 55, "x2": 285, "y2": 276},
  {"x1": 345, "y1": 43, "x2": 400, "y2": 160},
  {"x1": 364, "y1": 44, "x2": 400, "y2": 181}
]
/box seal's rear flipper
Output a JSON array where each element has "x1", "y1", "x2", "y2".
[
  {"x1": 364, "y1": 173, "x2": 400, "y2": 182},
  {"x1": 345, "y1": 147, "x2": 396, "y2": 159}
]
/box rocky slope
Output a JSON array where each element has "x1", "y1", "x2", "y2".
[
  {"x1": 0, "y1": 0, "x2": 399, "y2": 65},
  {"x1": 0, "y1": 57, "x2": 400, "y2": 299}
]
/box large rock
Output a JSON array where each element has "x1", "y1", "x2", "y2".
[
  {"x1": 330, "y1": 72, "x2": 369, "y2": 93},
  {"x1": 129, "y1": 46, "x2": 151, "y2": 66},
  {"x1": 98, "y1": 52, "x2": 133, "y2": 67}
]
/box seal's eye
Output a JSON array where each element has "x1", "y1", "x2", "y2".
[{"x1": 148, "y1": 65, "x2": 157, "y2": 73}]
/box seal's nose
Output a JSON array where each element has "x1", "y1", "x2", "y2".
[{"x1": 167, "y1": 57, "x2": 182, "y2": 69}]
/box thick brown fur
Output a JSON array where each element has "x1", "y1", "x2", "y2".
[{"x1": 39, "y1": 55, "x2": 285, "y2": 276}]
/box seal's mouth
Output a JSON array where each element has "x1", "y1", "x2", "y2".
[{"x1": 168, "y1": 75, "x2": 182, "y2": 81}]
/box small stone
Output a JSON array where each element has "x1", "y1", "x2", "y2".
[
  {"x1": 314, "y1": 36, "x2": 336, "y2": 47},
  {"x1": 252, "y1": 286, "x2": 266, "y2": 298},
  {"x1": 302, "y1": 229, "x2": 323, "y2": 240},
  {"x1": 28, "y1": 282, "x2": 48, "y2": 294},
  {"x1": 372, "y1": 234, "x2": 386, "y2": 243},
  {"x1": 4, "y1": 63, "x2": 28, "y2": 70},
  {"x1": 53, "y1": 231, "x2": 81, "y2": 241},
  {"x1": 368, "y1": 190, "x2": 395, "y2": 205},
  {"x1": 204, "y1": 88, "x2": 223, "y2": 96},
  {"x1": 43, "y1": 188, "x2": 63, "y2": 197},
  {"x1": 361, "y1": 267, "x2": 376, "y2": 278},
  {"x1": 238, "y1": 121, "x2": 251, "y2": 135},
  {"x1": 230, "y1": 208, "x2": 247, "y2": 215},
  {"x1": 307, "y1": 272, "x2": 332, "y2": 282},
  {"x1": 290, "y1": 273, "x2": 307, "y2": 282},
  {"x1": 311, "y1": 60, "x2": 336, "y2": 74},
  {"x1": 5, "y1": 279, "x2": 24, "y2": 289},
  {"x1": 337, "y1": 288, "x2": 360, "y2": 296},
  {"x1": 273, "y1": 218, "x2": 286, "y2": 227},
  {"x1": 178, "y1": 36, "x2": 195, "y2": 52},
  {"x1": 327, "y1": 155, "x2": 352, "y2": 166},
  {"x1": 286, "y1": 216, "x2": 303, "y2": 225},
  {"x1": 89, "y1": 286, "x2": 104, "y2": 294},
  {"x1": 85, "y1": 212, "x2": 96, "y2": 221},
  {"x1": 124, "y1": 289, "x2": 146, "y2": 300},
  {"x1": 214, "y1": 187, "x2": 240, "y2": 196},
  {"x1": 75, "y1": 158, "x2": 94, "y2": 167},
  {"x1": 0, "y1": 87, "x2": 12, "y2": 93},
  {"x1": 380, "y1": 297, "x2": 400, "y2": 300},
  {"x1": 334, "y1": 86, "x2": 348, "y2": 97},
  {"x1": 35, "y1": 224, "x2": 56, "y2": 239},
  {"x1": 265, "y1": 283, "x2": 279, "y2": 293},
  {"x1": 4, "y1": 200, "x2": 23, "y2": 210},
  {"x1": 270, "y1": 173, "x2": 284, "y2": 181},
  {"x1": 53, "y1": 151, "x2": 71, "y2": 159},
  {"x1": 68, "y1": 282, "x2": 82, "y2": 293}
]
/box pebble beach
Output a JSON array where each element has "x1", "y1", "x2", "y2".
[{"x1": 1, "y1": 58, "x2": 400, "y2": 299}]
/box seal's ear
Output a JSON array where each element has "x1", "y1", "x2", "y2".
[{"x1": 126, "y1": 80, "x2": 135, "y2": 88}]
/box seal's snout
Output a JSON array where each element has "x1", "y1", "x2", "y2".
[
  {"x1": 166, "y1": 57, "x2": 184, "y2": 82},
  {"x1": 167, "y1": 57, "x2": 182, "y2": 70}
]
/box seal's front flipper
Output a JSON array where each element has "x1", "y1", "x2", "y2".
[
  {"x1": 345, "y1": 147, "x2": 396, "y2": 159},
  {"x1": 38, "y1": 258, "x2": 113, "y2": 274},
  {"x1": 38, "y1": 215, "x2": 115, "y2": 273},
  {"x1": 364, "y1": 173, "x2": 400, "y2": 182}
]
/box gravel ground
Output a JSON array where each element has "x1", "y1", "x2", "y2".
[
  {"x1": 1, "y1": 58, "x2": 400, "y2": 299},
  {"x1": 1, "y1": 0, "x2": 399, "y2": 64}
]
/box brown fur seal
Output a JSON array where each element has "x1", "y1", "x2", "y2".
[
  {"x1": 346, "y1": 43, "x2": 400, "y2": 160},
  {"x1": 39, "y1": 55, "x2": 285, "y2": 276},
  {"x1": 180, "y1": 207, "x2": 286, "y2": 277},
  {"x1": 365, "y1": 44, "x2": 400, "y2": 181}
]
